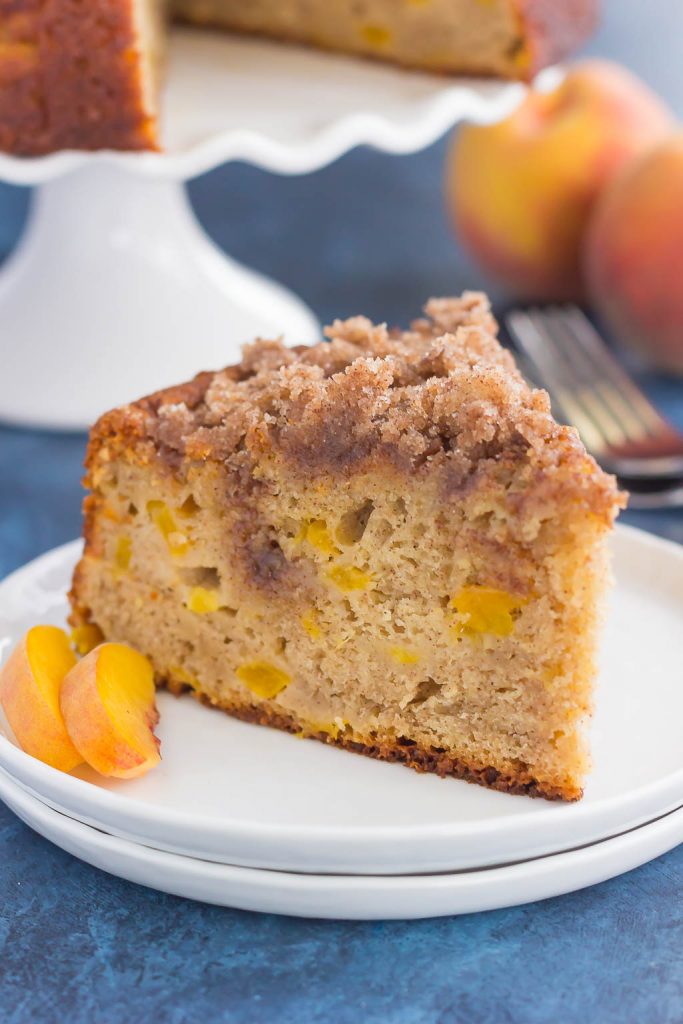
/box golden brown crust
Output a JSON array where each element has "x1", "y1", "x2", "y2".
[
  {"x1": 85, "y1": 293, "x2": 623, "y2": 527},
  {"x1": 67, "y1": 560, "x2": 93, "y2": 631},
  {"x1": 163, "y1": 673, "x2": 579, "y2": 801},
  {"x1": 0, "y1": 0, "x2": 157, "y2": 156}
]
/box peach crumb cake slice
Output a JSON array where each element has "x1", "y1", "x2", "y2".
[{"x1": 70, "y1": 294, "x2": 624, "y2": 801}]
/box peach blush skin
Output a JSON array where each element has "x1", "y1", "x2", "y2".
[
  {"x1": 60, "y1": 643, "x2": 161, "y2": 780},
  {"x1": 584, "y1": 135, "x2": 683, "y2": 375},
  {"x1": 447, "y1": 60, "x2": 673, "y2": 300}
]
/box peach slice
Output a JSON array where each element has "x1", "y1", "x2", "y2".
[
  {"x1": 60, "y1": 643, "x2": 160, "y2": 779},
  {"x1": 0, "y1": 626, "x2": 83, "y2": 771}
]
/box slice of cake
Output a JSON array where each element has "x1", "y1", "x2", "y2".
[
  {"x1": 172, "y1": 0, "x2": 598, "y2": 80},
  {"x1": 1, "y1": 0, "x2": 597, "y2": 155},
  {"x1": 69, "y1": 293, "x2": 623, "y2": 801}
]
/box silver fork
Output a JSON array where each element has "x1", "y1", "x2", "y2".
[{"x1": 506, "y1": 305, "x2": 683, "y2": 480}]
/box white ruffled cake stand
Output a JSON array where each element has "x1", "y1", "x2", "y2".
[{"x1": 0, "y1": 29, "x2": 527, "y2": 430}]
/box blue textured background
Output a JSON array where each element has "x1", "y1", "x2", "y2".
[{"x1": 0, "y1": 1, "x2": 682, "y2": 1020}]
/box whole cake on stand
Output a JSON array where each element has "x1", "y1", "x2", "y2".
[
  {"x1": 0, "y1": 3, "x2": 596, "y2": 428},
  {"x1": 0, "y1": 0, "x2": 596, "y2": 155}
]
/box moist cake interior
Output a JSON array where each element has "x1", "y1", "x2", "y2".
[
  {"x1": 70, "y1": 294, "x2": 623, "y2": 801},
  {"x1": 171, "y1": 0, "x2": 532, "y2": 78}
]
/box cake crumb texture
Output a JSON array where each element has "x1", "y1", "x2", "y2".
[{"x1": 70, "y1": 293, "x2": 623, "y2": 802}]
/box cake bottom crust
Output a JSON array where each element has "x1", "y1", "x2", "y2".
[{"x1": 162, "y1": 675, "x2": 581, "y2": 803}]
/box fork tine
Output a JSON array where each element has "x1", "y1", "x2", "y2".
[
  {"x1": 526, "y1": 307, "x2": 629, "y2": 450},
  {"x1": 509, "y1": 305, "x2": 683, "y2": 478},
  {"x1": 554, "y1": 306, "x2": 665, "y2": 436},
  {"x1": 539, "y1": 307, "x2": 633, "y2": 448},
  {"x1": 506, "y1": 310, "x2": 608, "y2": 455}
]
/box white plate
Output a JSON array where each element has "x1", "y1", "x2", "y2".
[
  {"x1": 0, "y1": 29, "x2": 530, "y2": 184},
  {"x1": 1, "y1": 524, "x2": 682, "y2": 875},
  {"x1": 1, "y1": 767, "x2": 681, "y2": 920}
]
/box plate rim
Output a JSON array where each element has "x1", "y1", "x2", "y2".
[
  {"x1": 0, "y1": 523, "x2": 682, "y2": 872},
  {"x1": 1, "y1": 765, "x2": 681, "y2": 920}
]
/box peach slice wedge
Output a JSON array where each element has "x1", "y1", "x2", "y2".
[
  {"x1": 0, "y1": 625, "x2": 83, "y2": 771},
  {"x1": 60, "y1": 643, "x2": 161, "y2": 780}
]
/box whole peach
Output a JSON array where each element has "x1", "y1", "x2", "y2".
[
  {"x1": 447, "y1": 60, "x2": 673, "y2": 300},
  {"x1": 585, "y1": 135, "x2": 683, "y2": 374}
]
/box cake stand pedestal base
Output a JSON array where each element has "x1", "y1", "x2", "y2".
[{"x1": 0, "y1": 165, "x2": 319, "y2": 430}]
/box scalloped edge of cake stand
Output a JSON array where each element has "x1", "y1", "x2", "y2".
[
  {"x1": 0, "y1": 29, "x2": 544, "y2": 184},
  {"x1": 0, "y1": 41, "x2": 548, "y2": 429}
]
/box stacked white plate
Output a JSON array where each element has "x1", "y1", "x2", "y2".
[{"x1": 0, "y1": 523, "x2": 682, "y2": 919}]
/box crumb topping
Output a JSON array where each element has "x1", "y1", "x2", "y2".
[{"x1": 88, "y1": 293, "x2": 623, "y2": 520}]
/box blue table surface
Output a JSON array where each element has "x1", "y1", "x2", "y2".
[{"x1": 1, "y1": 2, "x2": 682, "y2": 1020}]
